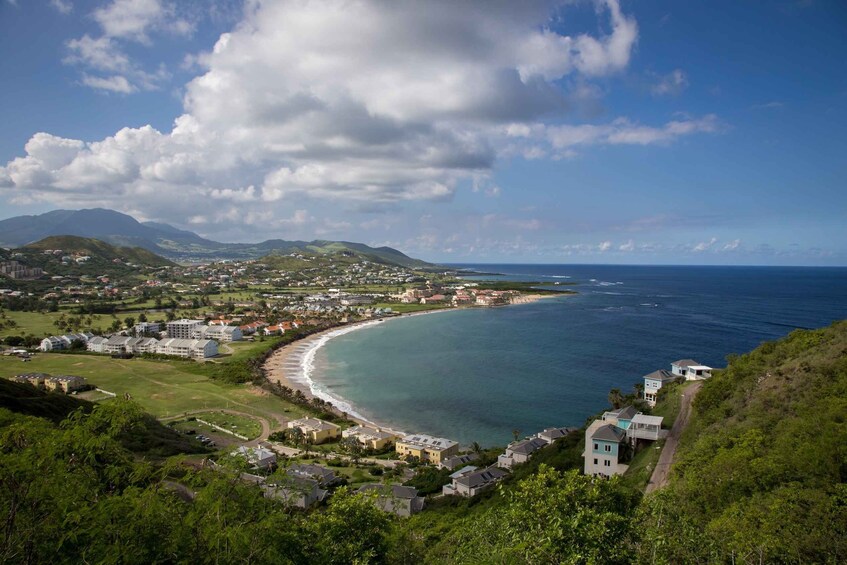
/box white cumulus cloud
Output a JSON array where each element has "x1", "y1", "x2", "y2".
[{"x1": 1, "y1": 0, "x2": 719, "y2": 239}]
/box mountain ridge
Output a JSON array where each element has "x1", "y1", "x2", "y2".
[{"x1": 0, "y1": 208, "x2": 434, "y2": 268}]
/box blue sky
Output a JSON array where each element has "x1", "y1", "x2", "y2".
[{"x1": 1, "y1": 0, "x2": 845, "y2": 265}]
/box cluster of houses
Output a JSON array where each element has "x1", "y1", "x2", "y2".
[
  {"x1": 36, "y1": 318, "x2": 252, "y2": 360},
  {"x1": 582, "y1": 358, "x2": 714, "y2": 477},
  {"x1": 13, "y1": 372, "x2": 87, "y2": 394},
  {"x1": 398, "y1": 286, "x2": 517, "y2": 307}
]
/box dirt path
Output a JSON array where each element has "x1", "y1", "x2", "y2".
[{"x1": 646, "y1": 381, "x2": 702, "y2": 493}]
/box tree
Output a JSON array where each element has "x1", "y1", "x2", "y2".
[
  {"x1": 138, "y1": 313, "x2": 148, "y2": 323},
  {"x1": 608, "y1": 388, "x2": 625, "y2": 409},
  {"x1": 447, "y1": 466, "x2": 639, "y2": 564},
  {"x1": 512, "y1": 429, "x2": 521, "y2": 442},
  {"x1": 340, "y1": 436, "x2": 363, "y2": 464}
]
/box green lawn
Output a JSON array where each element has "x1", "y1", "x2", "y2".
[
  {"x1": 193, "y1": 410, "x2": 263, "y2": 439},
  {"x1": 621, "y1": 439, "x2": 665, "y2": 491},
  {"x1": 0, "y1": 310, "x2": 110, "y2": 338},
  {"x1": 0, "y1": 353, "x2": 308, "y2": 427}
]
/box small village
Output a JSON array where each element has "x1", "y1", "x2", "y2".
[{"x1": 8, "y1": 356, "x2": 713, "y2": 517}]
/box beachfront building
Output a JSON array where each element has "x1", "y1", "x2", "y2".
[
  {"x1": 671, "y1": 359, "x2": 713, "y2": 380},
  {"x1": 395, "y1": 433, "x2": 459, "y2": 465},
  {"x1": 643, "y1": 369, "x2": 678, "y2": 407},
  {"x1": 358, "y1": 484, "x2": 425, "y2": 517},
  {"x1": 341, "y1": 425, "x2": 396, "y2": 450},
  {"x1": 167, "y1": 319, "x2": 204, "y2": 339},
  {"x1": 287, "y1": 418, "x2": 341, "y2": 444},
  {"x1": 497, "y1": 437, "x2": 549, "y2": 469},
  {"x1": 442, "y1": 465, "x2": 509, "y2": 498}
]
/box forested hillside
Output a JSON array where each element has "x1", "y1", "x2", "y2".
[
  {"x1": 638, "y1": 321, "x2": 847, "y2": 563},
  {"x1": 1, "y1": 322, "x2": 844, "y2": 563}
]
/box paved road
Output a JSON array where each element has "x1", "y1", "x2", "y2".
[{"x1": 646, "y1": 381, "x2": 702, "y2": 494}]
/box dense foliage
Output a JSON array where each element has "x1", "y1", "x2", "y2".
[
  {"x1": 638, "y1": 321, "x2": 847, "y2": 564},
  {"x1": 1, "y1": 321, "x2": 845, "y2": 563}
]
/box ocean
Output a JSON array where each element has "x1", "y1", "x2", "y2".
[{"x1": 307, "y1": 265, "x2": 847, "y2": 447}]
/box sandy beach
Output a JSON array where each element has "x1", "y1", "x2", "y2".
[{"x1": 262, "y1": 293, "x2": 566, "y2": 429}]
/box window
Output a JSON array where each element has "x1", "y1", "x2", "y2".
[
  {"x1": 604, "y1": 445, "x2": 611, "y2": 452},
  {"x1": 593, "y1": 443, "x2": 598, "y2": 450},
  {"x1": 604, "y1": 460, "x2": 611, "y2": 467},
  {"x1": 593, "y1": 458, "x2": 598, "y2": 465}
]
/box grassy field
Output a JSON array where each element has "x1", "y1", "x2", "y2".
[
  {"x1": 0, "y1": 353, "x2": 309, "y2": 428},
  {"x1": 194, "y1": 410, "x2": 263, "y2": 439},
  {"x1": 620, "y1": 439, "x2": 665, "y2": 491}
]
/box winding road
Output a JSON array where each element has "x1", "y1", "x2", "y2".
[{"x1": 646, "y1": 381, "x2": 702, "y2": 493}]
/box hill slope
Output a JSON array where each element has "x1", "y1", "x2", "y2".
[
  {"x1": 639, "y1": 321, "x2": 847, "y2": 563},
  {"x1": 24, "y1": 235, "x2": 175, "y2": 267},
  {"x1": 0, "y1": 377, "x2": 206, "y2": 457},
  {"x1": 0, "y1": 208, "x2": 436, "y2": 267}
]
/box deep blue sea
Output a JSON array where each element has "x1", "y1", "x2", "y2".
[{"x1": 313, "y1": 265, "x2": 847, "y2": 446}]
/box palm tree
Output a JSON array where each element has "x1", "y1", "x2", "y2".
[
  {"x1": 512, "y1": 429, "x2": 521, "y2": 442},
  {"x1": 470, "y1": 441, "x2": 483, "y2": 460},
  {"x1": 608, "y1": 388, "x2": 624, "y2": 409}
]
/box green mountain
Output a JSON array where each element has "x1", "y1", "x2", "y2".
[
  {"x1": 0, "y1": 208, "x2": 437, "y2": 268},
  {"x1": 23, "y1": 235, "x2": 175, "y2": 267}
]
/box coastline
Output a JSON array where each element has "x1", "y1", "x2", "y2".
[{"x1": 263, "y1": 293, "x2": 565, "y2": 434}]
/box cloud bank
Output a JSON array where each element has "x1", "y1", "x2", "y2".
[{"x1": 2, "y1": 0, "x2": 719, "y2": 237}]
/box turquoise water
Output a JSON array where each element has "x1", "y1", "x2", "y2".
[{"x1": 314, "y1": 265, "x2": 847, "y2": 446}]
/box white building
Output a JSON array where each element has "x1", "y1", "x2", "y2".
[
  {"x1": 671, "y1": 359, "x2": 713, "y2": 380},
  {"x1": 167, "y1": 319, "x2": 204, "y2": 339},
  {"x1": 86, "y1": 336, "x2": 108, "y2": 353},
  {"x1": 192, "y1": 325, "x2": 243, "y2": 342},
  {"x1": 156, "y1": 338, "x2": 218, "y2": 359},
  {"x1": 134, "y1": 322, "x2": 162, "y2": 335},
  {"x1": 642, "y1": 369, "x2": 678, "y2": 407},
  {"x1": 39, "y1": 333, "x2": 93, "y2": 352}
]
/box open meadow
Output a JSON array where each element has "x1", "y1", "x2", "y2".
[{"x1": 0, "y1": 351, "x2": 309, "y2": 430}]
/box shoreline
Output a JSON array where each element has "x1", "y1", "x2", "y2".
[{"x1": 263, "y1": 293, "x2": 565, "y2": 434}]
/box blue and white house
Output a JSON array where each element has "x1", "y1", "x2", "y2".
[{"x1": 583, "y1": 406, "x2": 665, "y2": 477}]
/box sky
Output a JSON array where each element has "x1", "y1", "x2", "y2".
[{"x1": 1, "y1": 0, "x2": 845, "y2": 266}]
